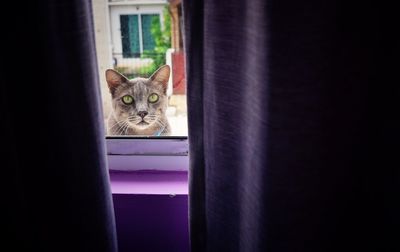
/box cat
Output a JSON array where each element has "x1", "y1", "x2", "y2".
[{"x1": 105, "y1": 65, "x2": 171, "y2": 136}]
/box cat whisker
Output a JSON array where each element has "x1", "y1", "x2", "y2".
[
  {"x1": 146, "y1": 115, "x2": 158, "y2": 122},
  {"x1": 156, "y1": 117, "x2": 166, "y2": 125},
  {"x1": 127, "y1": 117, "x2": 141, "y2": 122},
  {"x1": 155, "y1": 120, "x2": 165, "y2": 127},
  {"x1": 109, "y1": 119, "x2": 129, "y2": 131},
  {"x1": 123, "y1": 122, "x2": 130, "y2": 135},
  {"x1": 115, "y1": 122, "x2": 125, "y2": 135},
  {"x1": 154, "y1": 119, "x2": 167, "y2": 131},
  {"x1": 109, "y1": 118, "x2": 127, "y2": 127},
  {"x1": 117, "y1": 121, "x2": 130, "y2": 135}
]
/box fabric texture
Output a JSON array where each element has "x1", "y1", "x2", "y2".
[
  {"x1": 183, "y1": 0, "x2": 396, "y2": 251},
  {"x1": 1, "y1": 1, "x2": 117, "y2": 251}
]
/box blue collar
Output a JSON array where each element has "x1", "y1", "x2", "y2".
[{"x1": 154, "y1": 127, "x2": 164, "y2": 136}]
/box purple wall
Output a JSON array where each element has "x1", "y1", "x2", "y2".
[{"x1": 110, "y1": 171, "x2": 189, "y2": 252}]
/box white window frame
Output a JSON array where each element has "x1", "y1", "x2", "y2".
[{"x1": 106, "y1": 136, "x2": 189, "y2": 171}]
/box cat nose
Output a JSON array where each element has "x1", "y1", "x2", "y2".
[{"x1": 137, "y1": 111, "x2": 148, "y2": 118}]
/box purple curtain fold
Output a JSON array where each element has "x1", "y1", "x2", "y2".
[
  {"x1": 1, "y1": 1, "x2": 117, "y2": 251},
  {"x1": 184, "y1": 0, "x2": 396, "y2": 251}
]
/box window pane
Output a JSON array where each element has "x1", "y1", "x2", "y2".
[
  {"x1": 141, "y1": 14, "x2": 159, "y2": 51},
  {"x1": 120, "y1": 15, "x2": 140, "y2": 57}
]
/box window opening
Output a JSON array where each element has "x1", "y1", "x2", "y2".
[{"x1": 93, "y1": 0, "x2": 187, "y2": 138}]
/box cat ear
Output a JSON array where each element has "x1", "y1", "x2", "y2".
[
  {"x1": 149, "y1": 65, "x2": 170, "y2": 93},
  {"x1": 105, "y1": 69, "x2": 128, "y2": 94}
]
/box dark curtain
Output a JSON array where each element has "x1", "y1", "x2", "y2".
[
  {"x1": 184, "y1": 0, "x2": 397, "y2": 251},
  {"x1": 1, "y1": 1, "x2": 117, "y2": 251}
]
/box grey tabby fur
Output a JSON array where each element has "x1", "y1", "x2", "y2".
[{"x1": 105, "y1": 65, "x2": 171, "y2": 135}]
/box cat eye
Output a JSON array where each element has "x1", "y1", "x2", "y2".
[
  {"x1": 121, "y1": 95, "x2": 134, "y2": 105},
  {"x1": 148, "y1": 93, "x2": 159, "y2": 103}
]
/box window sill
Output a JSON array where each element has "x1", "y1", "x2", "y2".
[{"x1": 106, "y1": 136, "x2": 189, "y2": 171}]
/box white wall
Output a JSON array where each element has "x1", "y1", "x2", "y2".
[{"x1": 92, "y1": 0, "x2": 113, "y2": 123}]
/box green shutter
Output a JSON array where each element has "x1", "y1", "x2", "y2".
[
  {"x1": 120, "y1": 15, "x2": 140, "y2": 58},
  {"x1": 141, "y1": 14, "x2": 160, "y2": 51}
]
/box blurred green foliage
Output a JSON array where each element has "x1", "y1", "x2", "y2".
[{"x1": 142, "y1": 6, "x2": 171, "y2": 75}]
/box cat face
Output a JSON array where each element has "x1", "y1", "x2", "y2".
[{"x1": 106, "y1": 65, "x2": 170, "y2": 131}]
